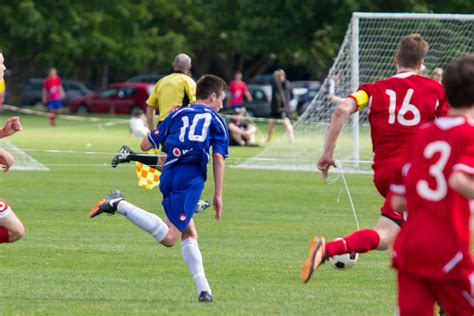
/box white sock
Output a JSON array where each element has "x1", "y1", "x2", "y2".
[
  {"x1": 117, "y1": 201, "x2": 169, "y2": 242},
  {"x1": 182, "y1": 238, "x2": 211, "y2": 294}
]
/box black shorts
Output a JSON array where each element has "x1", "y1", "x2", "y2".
[{"x1": 270, "y1": 109, "x2": 288, "y2": 119}]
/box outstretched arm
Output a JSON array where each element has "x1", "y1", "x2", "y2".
[
  {"x1": 317, "y1": 98, "x2": 357, "y2": 181},
  {"x1": 212, "y1": 153, "x2": 225, "y2": 221}
]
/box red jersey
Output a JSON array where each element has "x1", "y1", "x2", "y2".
[
  {"x1": 43, "y1": 75, "x2": 62, "y2": 101},
  {"x1": 391, "y1": 116, "x2": 474, "y2": 280},
  {"x1": 229, "y1": 80, "x2": 248, "y2": 106},
  {"x1": 349, "y1": 72, "x2": 448, "y2": 173}
]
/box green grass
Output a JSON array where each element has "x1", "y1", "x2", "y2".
[{"x1": 0, "y1": 112, "x2": 396, "y2": 315}]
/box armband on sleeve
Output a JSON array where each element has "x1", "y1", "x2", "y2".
[{"x1": 349, "y1": 90, "x2": 369, "y2": 110}]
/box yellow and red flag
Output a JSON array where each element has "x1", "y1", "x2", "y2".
[{"x1": 135, "y1": 150, "x2": 160, "y2": 190}]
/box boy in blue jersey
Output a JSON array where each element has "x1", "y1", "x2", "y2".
[{"x1": 89, "y1": 75, "x2": 229, "y2": 303}]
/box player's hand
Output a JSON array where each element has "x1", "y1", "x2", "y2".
[
  {"x1": 213, "y1": 194, "x2": 222, "y2": 221},
  {"x1": 1, "y1": 117, "x2": 22, "y2": 138},
  {"x1": 0, "y1": 148, "x2": 15, "y2": 172},
  {"x1": 317, "y1": 152, "x2": 336, "y2": 182}
]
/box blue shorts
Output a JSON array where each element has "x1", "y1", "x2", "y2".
[
  {"x1": 48, "y1": 100, "x2": 62, "y2": 111},
  {"x1": 159, "y1": 164, "x2": 205, "y2": 232}
]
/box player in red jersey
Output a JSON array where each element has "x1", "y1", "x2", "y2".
[
  {"x1": 42, "y1": 67, "x2": 65, "y2": 126},
  {"x1": 389, "y1": 54, "x2": 474, "y2": 316},
  {"x1": 301, "y1": 34, "x2": 448, "y2": 283},
  {"x1": 0, "y1": 52, "x2": 25, "y2": 244},
  {"x1": 228, "y1": 71, "x2": 252, "y2": 109}
]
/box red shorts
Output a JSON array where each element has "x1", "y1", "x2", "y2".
[
  {"x1": 374, "y1": 166, "x2": 404, "y2": 225},
  {"x1": 398, "y1": 271, "x2": 473, "y2": 316}
]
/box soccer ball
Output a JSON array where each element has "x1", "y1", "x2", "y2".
[{"x1": 328, "y1": 252, "x2": 359, "y2": 270}]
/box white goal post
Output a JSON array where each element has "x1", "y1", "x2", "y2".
[{"x1": 238, "y1": 12, "x2": 474, "y2": 173}]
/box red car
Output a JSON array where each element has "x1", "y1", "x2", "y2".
[{"x1": 70, "y1": 82, "x2": 153, "y2": 115}]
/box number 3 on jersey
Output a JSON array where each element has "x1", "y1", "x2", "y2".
[
  {"x1": 385, "y1": 88, "x2": 421, "y2": 126},
  {"x1": 416, "y1": 141, "x2": 451, "y2": 202},
  {"x1": 179, "y1": 113, "x2": 212, "y2": 142}
]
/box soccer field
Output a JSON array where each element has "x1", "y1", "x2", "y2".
[{"x1": 0, "y1": 112, "x2": 396, "y2": 315}]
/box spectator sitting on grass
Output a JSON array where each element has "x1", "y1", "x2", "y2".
[{"x1": 227, "y1": 109, "x2": 258, "y2": 146}]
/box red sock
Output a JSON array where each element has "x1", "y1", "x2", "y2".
[
  {"x1": 49, "y1": 112, "x2": 56, "y2": 125},
  {"x1": 326, "y1": 229, "x2": 380, "y2": 257},
  {"x1": 0, "y1": 227, "x2": 9, "y2": 243}
]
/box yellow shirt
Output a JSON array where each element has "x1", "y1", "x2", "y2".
[
  {"x1": 0, "y1": 79, "x2": 5, "y2": 94},
  {"x1": 146, "y1": 72, "x2": 196, "y2": 122}
]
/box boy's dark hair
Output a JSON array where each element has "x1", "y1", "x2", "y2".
[
  {"x1": 397, "y1": 34, "x2": 429, "y2": 68},
  {"x1": 442, "y1": 53, "x2": 474, "y2": 108},
  {"x1": 196, "y1": 74, "x2": 227, "y2": 100},
  {"x1": 133, "y1": 109, "x2": 144, "y2": 118}
]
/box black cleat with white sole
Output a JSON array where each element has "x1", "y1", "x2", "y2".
[
  {"x1": 198, "y1": 291, "x2": 213, "y2": 303},
  {"x1": 111, "y1": 145, "x2": 134, "y2": 168},
  {"x1": 89, "y1": 190, "x2": 124, "y2": 218}
]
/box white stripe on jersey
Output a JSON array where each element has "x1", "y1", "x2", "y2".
[
  {"x1": 434, "y1": 117, "x2": 466, "y2": 130},
  {"x1": 453, "y1": 163, "x2": 474, "y2": 175},
  {"x1": 391, "y1": 71, "x2": 417, "y2": 79},
  {"x1": 442, "y1": 251, "x2": 463, "y2": 273}
]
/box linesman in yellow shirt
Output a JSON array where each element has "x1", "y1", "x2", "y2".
[
  {"x1": 146, "y1": 53, "x2": 196, "y2": 129},
  {"x1": 112, "y1": 53, "x2": 196, "y2": 170}
]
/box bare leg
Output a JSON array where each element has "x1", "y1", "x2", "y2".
[
  {"x1": 0, "y1": 211, "x2": 25, "y2": 243},
  {"x1": 267, "y1": 119, "x2": 275, "y2": 142},
  {"x1": 283, "y1": 117, "x2": 294, "y2": 142}
]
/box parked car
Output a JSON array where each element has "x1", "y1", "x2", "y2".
[
  {"x1": 126, "y1": 74, "x2": 164, "y2": 84},
  {"x1": 297, "y1": 88, "x2": 320, "y2": 115},
  {"x1": 69, "y1": 82, "x2": 153, "y2": 115},
  {"x1": 21, "y1": 78, "x2": 92, "y2": 106},
  {"x1": 223, "y1": 84, "x2": 271, "y2": 117}
]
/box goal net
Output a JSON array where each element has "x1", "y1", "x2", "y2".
[{"x1": 237, "y1": 12, "x2": 474, "y2": 173}]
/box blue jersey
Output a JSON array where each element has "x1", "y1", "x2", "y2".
[{"x1": 148, "y1": 105, "x2": 229, "y2": 177}]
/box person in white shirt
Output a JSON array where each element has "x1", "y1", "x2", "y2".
[{"x1": 129, "y1": 110, "x2": 149, "y2": 138}]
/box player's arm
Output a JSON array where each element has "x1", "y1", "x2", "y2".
[
  {"x1": 140, "y1": 137, "x2": 153, "y2": 152},
  {"x1": 59, "y1": 84, "x2": 65, "y2": 100},
  {"x1": 146, "y1": 106, "x2": 156, "y2": 130},
  {"x1": 449, "y1": 172, "x2": 474, "y2": 199},
  {"x1": 212, "y1": 153, "x2": 225, "y2": 221},
  {"x1": 0, "y1": 147, "x2": 15, "y2": 172},
  {"x1": 146, "y1": 84, "x2": 159, "y2": 129},
  {"x1": 449, "y1": 142, "x2": 474, "y2": 199},
  {"x1": 42, "y1": 87, "x2": 47, "y2": 104},
  {"x1": 0, "y1": 117, "x2": 22, "y2": 138},
  {"x1": 317, "y1": 97, "x2": 358, "y2": 181},
  {"x1": 244, "y1": 83, "x2": 252, "y2": 102}
]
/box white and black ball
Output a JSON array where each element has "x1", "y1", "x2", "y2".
[{"x1": 328, "y1": 252, "x2": 359, "y2": 270}]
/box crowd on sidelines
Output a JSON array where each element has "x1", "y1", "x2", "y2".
[{"x1": 0, "y1": 34, "x2": 473, "y2": 313}]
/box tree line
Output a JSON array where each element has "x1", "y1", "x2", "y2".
[{"x1": 0, "y1": 0, "x2": 471, "y2": 100}]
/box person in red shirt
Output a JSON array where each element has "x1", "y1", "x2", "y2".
[
  {"x1": 228, "y1": 71, "x2": 252, "y2": 109},
  {"x1": 42, "y1": 67, "x2": 65, "y2": 126},
  {"x1": 301, "y1": 34, "x2": 448, "y2": 283},
  {"x1": 390, "y1": 54, "x2": 474, "y2": 316}
]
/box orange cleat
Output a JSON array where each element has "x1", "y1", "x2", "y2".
[{"x1": 301, "y1": 236, "x2": 326, "y2": 283}]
